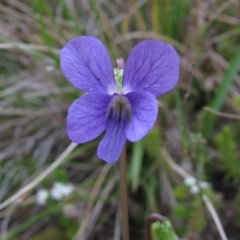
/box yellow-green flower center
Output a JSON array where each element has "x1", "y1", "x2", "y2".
[{"x1": 114, "y1": 68, "x2": 124, "y2": 93}]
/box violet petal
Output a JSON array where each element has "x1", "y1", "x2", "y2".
[
  {"x1": 126, "y1": 91, "x2": 158, "y2": 141},
  {"x1": 67, "y1": 93, "x2": 112, "y2": 143},
  {"x1": 123, "y1": 40, "x2": 180, "y2": 97},
  {"x1": 97, "y1": 117, "x2": 127, "y2": 163},
  {"x1": 60, "y1": 36, "x2": 117, "y2": 94}
]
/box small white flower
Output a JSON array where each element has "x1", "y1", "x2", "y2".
[
  {"x1": 36, "y1": 189, "x2": 49, "y2": 205},
  {"x1": 46, "y1": 66, "x2": 55, "y2": 72},
  {"x1": 184, "y1": 177, "x2": 197, "y2": 186},
  {"x1": 200, "y1": 182, "x2": 210, "y2": 189},
  {"x1": 50, "y1": 182, "x2": 74, "y2": 201},
  {"x1": 184, "y1": 177, "x2": 210, "y2": 195},
  {"x1": 190, "y1": 185, "x2": 199, "y2": 194}
]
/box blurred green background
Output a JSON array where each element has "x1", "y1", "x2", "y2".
[{"x1": 0, "y1": 0, "x2": 240, "y2": 239}]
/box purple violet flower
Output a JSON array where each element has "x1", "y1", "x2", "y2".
[{"x1": 60, "y1": 36, "x2": 180, "y2": 163}]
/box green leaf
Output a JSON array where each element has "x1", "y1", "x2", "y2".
[
  {"x1": 214, "y1": 125, "x2": 240, "y2": 182},
  {"x1": 151, "y1": 220, "x2": 179, "y2": 240}
]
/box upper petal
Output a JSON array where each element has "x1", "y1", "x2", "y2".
[
  {"x1": 125, "y1": 91, "x2": 158, "y2": 142},
  {"x1": 67, "y1": 93, "x2": 112, "y2": 143},
  {"x1": 97, "y1": 114, "x2": 127, "y2": 164},
  {"x1": 122, "y1": 40, "x2": 180, "y2": 97},
  {"x1": 60, "y1": 36, "x2": 117, "y2": 94}
]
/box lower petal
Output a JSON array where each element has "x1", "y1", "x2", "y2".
[
  {"x1": 97, "y1": 118, "x2": 127, "y2": 163},
  {"x1": 67, "y1": 93, "x2": 112, "y2": 143},
  {"x1": 125, "y1": 91, "x2": 158, "y2": 142}
]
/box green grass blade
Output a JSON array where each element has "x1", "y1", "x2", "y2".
[
  {"x1": 5, "y1": 204, "x2": 62, "y2": 239},
  {"x1": 202, "y1": 48, "x2": 240, "y2": 137},
  {"x1": 128, "y1": 140, "x2": 144, "y2": 191},
  {"x1": 174, "y1": 88, "x2": 189, "y2": 153}
]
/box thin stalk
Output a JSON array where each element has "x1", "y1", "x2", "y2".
[{"x1": 119, "y1": 145, "x2": 129, "y2": 240}]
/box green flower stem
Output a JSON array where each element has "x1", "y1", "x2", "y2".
[{"x1": 119, "y1": 145, "x2": 129, "y2": 240}]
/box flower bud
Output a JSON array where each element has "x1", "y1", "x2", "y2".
[{"x1": 116, "y1": 58, "x2": 125, "y2": 70}]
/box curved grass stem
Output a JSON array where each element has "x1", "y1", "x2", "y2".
[
  {"x1": 0, "y1": 142, "x2": 78, "y2": 210},
  {"x1": 161, "y1": 148, "x2": 228, "y2": 240}
]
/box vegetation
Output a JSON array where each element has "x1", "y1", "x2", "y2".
[{"x1": 0, "y1": 0, "x2": 240, "y2": 239}]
